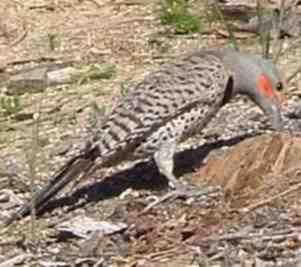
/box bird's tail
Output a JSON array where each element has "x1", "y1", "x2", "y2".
[{"x1": 4, "y1": 145, "x2": 99, "y2": 226}]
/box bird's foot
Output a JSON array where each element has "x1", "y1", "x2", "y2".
[{"x1": 141, "y1": 184, "x2": 220, "y2": 214}]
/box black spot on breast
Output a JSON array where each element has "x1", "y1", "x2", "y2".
[
  {"x1": 154, "y1": 88, "x2": 165, "y2": 94},
  {"x1": 101, "y1": 124, "x2": 110, "y2": 131},
  {"x1": 188, "y1": 56, "x2": 201, "y2": 65},
  {"x1": 185, "y1": 89, "x2": 195, "y2": 95},
  {"x1": 144, "y1": 116, "x2": 155, "y2": 122},
  {"x1": 200, "y1": 81, "x2": 210, "y2": 89},
  {"x1": 152, "y1": 95, "x2": 160, "y2": 100},
  {"x1": 172, "y1": 103, "x2": 178, "y2": 108},
  {"x1": 140, "y1": 98, "x2": 154, "y2": 107},
  {"x1": 152, "y1": 138, "x2": 158, "y2": 144},
  {"x1": 134, "y1": 106, "x2": 144, "y2": 113},
  {"x1": 174, "y1": 89, "x2": 183, "y2": 95},
  {"x1": 178, "y1": 75, "x2": 186, "y2": 82}
]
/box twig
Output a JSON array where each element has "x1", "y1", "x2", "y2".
[
  {"x1": 28, "y1": 4, "x2": 55, "y2": 11},
  {"x1": 26, "y1": 97, "x2": 43, "y2": 246},
  {"x1": 6, "y1": 56, "x2": 67, "y2": 66},
  {"x1": 112, "y1": 16, "x2": 155, "y2": 26},
  {"x1": 144, "y1": 247, "x2": 182, "y2": 260},
  {"x1": 241, "y1": 180, "x2": 301, "y2": 214},
  {"x1": 256, "y1": 0, "x2": 273, "y2": 58},
  {"x1": 256, "y1": 0, "x2": 265, "y2": 57},
  {"x1": 279, "y1": 37, "x2": 301, "y2": 58},
  {"x1": 273, "y1": 0, "x2": 286, "y2": 63},
  {"x1": 10, "y1": 25, "x2": 28, "y2": 47},
  {"x1": 11, "y1": 0, "x2": 25, "y2": 7},
  {"x1": 0, "y1": 254, "x2": 32, "y2": 267},
  {"x1": 212, "y1": 2, "x2": 239, "y2": 51},
  {"x1": 287, "y1": 63, "x2": 301, "y2": 83},
  {"x1": 87, "y1": 0, "x2": 105, "y2": 8},
  {"x1": 114, "y1": 0, "x2": 146, "y2": 5},
  {"x1": 204, "y1": 230, "x2": 300, "y2": 243}
]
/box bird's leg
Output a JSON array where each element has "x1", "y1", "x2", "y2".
[
  {"x1": 142, "y1": 140, "x2": 211, "y2": 213},
  {"x1": 153, "y1": 140, "x2": 178, "y2": 189}
]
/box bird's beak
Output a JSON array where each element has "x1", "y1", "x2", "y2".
[
  {"x1": 261, "y1": 91, "x2": 285, "y2": 131},
  {"x1": 268, "y1": 100, "x2": 283, "y2": 130},
  {"x1": 275, "y1": 91, "x2": 287, "y2": 106}
]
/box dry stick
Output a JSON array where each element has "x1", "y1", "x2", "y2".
[
  {"x1": 274, "y1": 1, "x2": 301, "y2": 62},
  {"x1": 280, "y1": 35, "x2": 301, "y2": 82},
  {"x1": 204, "y1": 230, "x2": 300, "y2": 243},
  {"x1": 241, "y1": 180, "x2": 301, "y2": 214},
  {"x1": 28, "y1": 98, "x2": 42, "y2": 247},
  {"x1": 256, "y1": 0, "x2": 266, "y2": 57},
  {"x1": 287, "y1": 63, "x2": 301, "y2": 83},
  {"x1": 10, "y1": 27, "x2": 28, "y2": 47},
  {"x1": 257, "y1": 0, "x2": 275, "y2": 59},
  {"x1": 273, "y1": 0, "x2": 286, "y2": 63},
  {"x1": 144, "y1": 246, "x2": 183, "y2": 260},
  {"x1": 279, "y1": 37, "x2": 301, "y2": 59},
  {"x1": 9, "y1": 9, "x2": 28, "y2": 47},
  {"x1": 114, "y1": 0, "x2": 147, "y2": 5},
  {"x1": 11, "y1": 0, "x2": 25, "y2": 7},
  {"x1": 212, "y1": 2, "x2": 239, "y2": 51},
  {"x1": 0, "y1": 254, "x2": 32, "y2": 267},
  {"x1": 87, "y1": 0, "x2": 104, "y2": 8}
]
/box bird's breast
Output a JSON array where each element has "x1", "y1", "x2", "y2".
[{"x1": 131, "y1": 103, "x2": 219, "y2": 159}]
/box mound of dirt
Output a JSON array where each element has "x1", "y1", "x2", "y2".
[{"x1": 195, "y1": 132, "x2": 301, "y2": 208}]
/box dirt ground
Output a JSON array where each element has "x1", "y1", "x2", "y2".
[{"x1": 1, "y1": 0, "x2": 301, "y2": 266}]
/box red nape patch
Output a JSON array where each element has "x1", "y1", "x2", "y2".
[{"x1": 257, "y1": 74, "x2": 275, "y2": 98}]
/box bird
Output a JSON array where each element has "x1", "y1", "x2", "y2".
[{"x1": 4, "y1": 48, "x2": 285, "y2": 225}]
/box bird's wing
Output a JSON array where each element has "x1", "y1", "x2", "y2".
[{"x1": 96, "y1": 51, "x2": 232, "y2": 155}]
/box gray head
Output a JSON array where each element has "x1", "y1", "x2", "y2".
[{"x1": 221, "y1": 49, "x2": 285, "y2": 130}]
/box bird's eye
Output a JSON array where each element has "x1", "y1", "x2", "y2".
[{"x1": 276, "y1": 82, "x2": 283, "y2": 91}]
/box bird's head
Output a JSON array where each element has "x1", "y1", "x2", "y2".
[{"x1": 226, "y1": 51, "x2": 286, "y2": 130}]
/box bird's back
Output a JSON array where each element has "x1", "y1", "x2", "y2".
[{"x1": 94, "y1": 50, "x2": 231, "y2": 166}]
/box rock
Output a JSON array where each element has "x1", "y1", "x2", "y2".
[
  {"x1": 5, "y1": 63, "x2": 116, "y2": 95},
  {"x1": 6, "y1": 63, "x2": 72, "y2": 95},
  {"x1": 195, "y1": 133, "x2": 301, "y2": 207},
  {"x1": 56, "y1": 216, "x2": 128, "y2": 239},
  {"x1": 7, "y1": 66, "x2": 48, "y2": 94}
]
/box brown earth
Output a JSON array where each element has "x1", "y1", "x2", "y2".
[{"x1": 195, "y1": 133, "x2": 301, "y2": 208}]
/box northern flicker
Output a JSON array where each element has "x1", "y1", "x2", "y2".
[{"x1": 4, "y1": 48, "x2": 285, "y2": 225}]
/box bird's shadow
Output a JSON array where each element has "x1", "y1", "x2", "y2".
[{"x1": 37, "y1": 133, "x2": 258, "y2": 216}]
